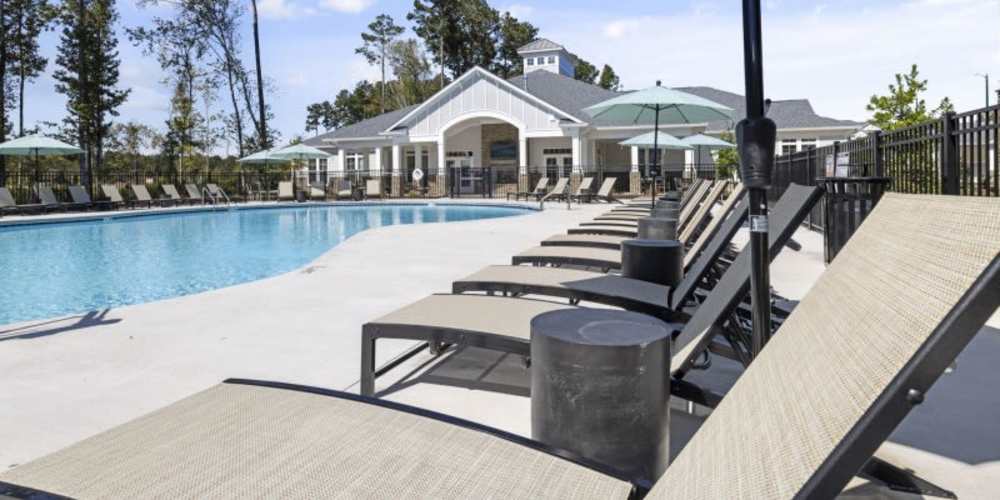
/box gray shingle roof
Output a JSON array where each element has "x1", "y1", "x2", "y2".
[
  {"x1": 302, "y1": 105, "x2": 417, "y2": 146},
  {"x1": 676, "y1": 86, "x2": 863, "y2": 131},
  {"x1": 506, "y1": 70, "x2": 622, "y2": 122},
  {"x1": 517, "y1": 38, "x2": 564, "y2": 53}
]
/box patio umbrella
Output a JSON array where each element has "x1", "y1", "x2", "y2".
[
  {"x1": 619, "y1": 132, "x2": 691, "y2": 178},
  {"x1": 682, "y1": 133, "x2": 735, "y2": 174},
  {"x1": 270, "y1": 143, "x2": 329, "y2": 185},
  {"x1": 584, "y1": 81, "x2": 732, "y2": 209},
  {"x1": 0, "y1": 134, "x2": 84, "y2": 186},
  {"x1": 237, "y1": 148, "x2": 289, "y2": 166}
]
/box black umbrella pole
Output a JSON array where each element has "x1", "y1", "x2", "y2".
[{"x1": 739, "y1": 0, "x2": 777, "y2": 358}]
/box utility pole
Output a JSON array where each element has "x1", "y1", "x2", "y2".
[
  {"x1": 251, "y1": 0, "x2": 268, "y2": 149},
  {"x1": 974, "y1": 73, "x2": 989, "y2": 108}
]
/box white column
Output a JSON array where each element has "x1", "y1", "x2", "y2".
[
  {"x1": 571, "y1": 134, "x2": 582, "y2": 173},
  {"x1": 414, "y1": 144, "x2": 424, "y2": 172},
  {"x1": 372, "y1": 147, "x2": 382, "y2": 174},
  {"x1": 518, "y1": 135, "x2": 528, "y2": 174},
  {"x1": 630, "y1": 146, "x2": 639, "y2": 172},
  {"x1": 437, "y1": 139, "x2": 446, "y2": 175},
  {"x1": 589, "y1": 139, "x2": 598, "y2": 169},
  {"x1": 391, "y1": 144, "x2": 402, "y2": 176},
  {"x1": 336, "y1": 148, "x2": 346, "y2": 172}
]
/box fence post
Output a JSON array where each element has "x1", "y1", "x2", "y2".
[
  {"x1": 872, "y1": 131, "x2": 883, "y2": 177},
  {"x1": 940, "y1": 112, "x2": 959, "y2": 195}
]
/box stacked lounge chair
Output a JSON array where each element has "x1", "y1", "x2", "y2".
[{"x1": 3, "y1": 193, "x2": 996, "y2": 499}]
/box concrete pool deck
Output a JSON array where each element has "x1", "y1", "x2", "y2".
[{"x1": 1, "y1": 199, "x2": 998, "y2": 498}]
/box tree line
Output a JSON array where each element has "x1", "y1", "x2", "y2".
[
  {"x1": 305, "y1": 0, "x2": 622, "y2": 135},
  {"x1": 0, "y1": 0, "x2": 276, "y2": 187}
]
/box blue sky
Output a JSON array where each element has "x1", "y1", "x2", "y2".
[{"x1": 23, "y1": 0, "x2": 1000, "y2": 155}]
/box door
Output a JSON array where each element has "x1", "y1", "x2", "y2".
[{"x1": 448, "y1": 158, "x2": 476, "y2": 195}]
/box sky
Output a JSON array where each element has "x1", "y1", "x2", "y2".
[{"x1": 22, "y1": 0, "x2": 1000, "y2": 155}]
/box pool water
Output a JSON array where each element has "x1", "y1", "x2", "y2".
[{"x1": 0, "y1": 204, "x2": 527, "y2": 325}]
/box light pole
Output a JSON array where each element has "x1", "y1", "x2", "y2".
[{"x1": 974, "y1": 73, "x2": 989, "y2": 108}]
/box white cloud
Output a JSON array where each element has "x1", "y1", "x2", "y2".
[
  {"x1": 602, "y1": 19, "x2": 641, "y2": 39},
  {"x1": 547, "y1": 0, "x2": 999, "y2": 120},
  {"x1": 258, "y1": 0, "x2": 299, "y2": 20},
  {"x1": 319, "y1": 0, "x2": 373, "y2": 14}
]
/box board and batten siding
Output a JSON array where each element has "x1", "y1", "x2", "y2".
[{"x1": 403, "y1": 72, "x2": 563, "y2": 140}]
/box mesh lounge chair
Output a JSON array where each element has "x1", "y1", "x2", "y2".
[
  {"x1": 334, "y1": 179, "x2": 353, "y2": 200},
  {"x1": 206, "y1": 184, "x2": 232, "y2": 203},
  {"x1": 309, "y1": 182, "x2": 326, "y2": 200},
  {"x1": 277, "y1": 181, "x2": 294, "y2": 201},
  {"x1": 162, "y1": 184, "x2": 191, "y2": 205},
  {"x1": 365, "y1": 184, "x2": 820, "y2": 396},
  {"x1": 100, "y1": 184, "x2": 128, "y2": 209},
  {"x1": 184, "y1": 184, "x2": 204, "y2": 204},
  {"x1": 131, "y1": 184, "x2": 171, "y2": 208},
  {"x1": 68, "y1": 185, "x2": 105, "y2": 211},
  {"x1": 591, "y1": 177, "x2": 619, "y2": 203},
  {"x1": 0, "y1": 187, "x2": 43, "y2": 215},
  {"x1": 511, "y1": 177, "x2": 547, "y2": 201},
  {"x1": 539, "y1": 177, "x2": 569, "y2": 204},
  {"x1": 569, "y1": 176, "x2": 594, "y2": 202},
  {"x1": 36, "y1": 185, "x2": 86, "y2": 212},
  {"x1": 3, "y1": 194, "x2": 996, "y2": 499},
  {"x1": 365, "y1": 178, "x2": 383, "y2": 200}
]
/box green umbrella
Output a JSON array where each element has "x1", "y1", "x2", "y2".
[
  {"x1": 237, "y1": 148, "x2": 290, "y2": 166},
  {"x1": 585, "y1": 81, "x2": 732, "y2": 207},
  {"x1": 682, "y1": 133, "x2": 735, "y2": 171},
  {"x1": 0, "y1": 134, "x2": 84, "y2": 187},
  {"x1": 619, "y1": 131, "x2": 692, "y2": 149},
  {"x1": 270, "y1": 143, "x2": 329, "y2": 185}
]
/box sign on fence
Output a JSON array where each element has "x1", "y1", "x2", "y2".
[{"x1": 825, "y1": 152, "x2": 851, "y2": 177}]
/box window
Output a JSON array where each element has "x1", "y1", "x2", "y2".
[
  {"x1": 800, "y1": 138, "x2": 817, "y2": 151},
  {"x1": 526, "y1": 57, "x2": 534, "y2": 66},
  {"x1": 542, "y1": 148, "x2": 572, "y2": 155},
  {"x1": 780, "y1": 139, "x2": 798, "y2": 156},
  {"x1": 547, "y1": 56, "x2": 555, "y2": 64}
]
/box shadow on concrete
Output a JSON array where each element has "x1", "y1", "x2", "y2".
[
  {"x1": 376, "y1": 346, "x2": 531, "y2": 399},
  {"x1": 0, "y1": 310, "x2": 121, "y2": 342}
]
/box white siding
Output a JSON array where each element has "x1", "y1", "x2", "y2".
[{"x1": 405, "y1": 72, "x2": 561, "y2": 138}]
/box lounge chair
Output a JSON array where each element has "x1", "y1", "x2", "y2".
[
  {"x1": 0, "y1": 187, "x2": 43, "y2": 215},
  {"x1": 100, "y1": 184, "x2": 128, "y2": 209},
  {"x1": 590, "y1": 177, "x2": 619, "y2": 203},
  {"x1": 309, "y1": 182, "x2": 326, "y2": 200},
  {"x1": 567, "y1": 224, "x2": 637, "y2": 237},
  {"x1": 510, "y1": 177, "x2": 548, "y2": 201},
  {"x1": 3, "y1": 194, "x2": 995, "y2": 499},
  {"x1": 36, "y1": 185, "x2": 86, "y2": 212},
  {"x1": 277, "y1": 181, "x2": 294, "y2": 201},
  {"x1": 162, "y1": 184, "x2": 183, "y2": 204},
  {"x1": 131, "y1": 184, "x2": 171, "y2": 208},
  {"x1": 68, "y1": 185, "x2": 105, "y2": 211},
  {"x1": 586, "y1": 181, "x2": 726, "y2": 233},
  {"x1": 334, "y1": 179, "x2": 353, "y2": 200},
  {"x1": 366, "y1": 184, "x2": 820, "y2": 395},
  {"x1": 569, "y1": 176, "x2": 594, "y2": 202},
  {"x1": 678, "y1": 180, "x2": 711, "y2": 225},
  {"x1": 679, "y1": 177, "x2": 705, "y2": 206},
  {"x1": 184, "y1": 184, "x2": 204, "y2": 204},
  {"x1": 538, "y1": 177, "x2": 569, "y2": 204},
  {"x1": 365, "y1": 179, "x2": 382, "y2": 200}
]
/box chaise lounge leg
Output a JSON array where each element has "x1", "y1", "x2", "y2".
[{"x1": 360, "y1": 329, "x2": 376, "y2": 397}]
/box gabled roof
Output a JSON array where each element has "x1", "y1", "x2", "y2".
[
  {"x1": 517, "y1": 38, "x2": 565, "y2": 53},
  {"x1": 506, "y1": 70, "x2": 622, "y2": 123},
  {"x1": 302, "y1": 105, "x2": 417, "y2": 147},
  {"x1": 677, "y1": 86, "x2": 864, "y2": 131},
  {"x1": 386, "y1": 66, "x2": 583, "y2": 132}
]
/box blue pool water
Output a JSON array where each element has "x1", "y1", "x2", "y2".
[{"x1": 0, "y1": 204, "x2": 528, "y2": 325}]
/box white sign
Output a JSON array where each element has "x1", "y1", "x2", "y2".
[
  {"x1": 825, "y1": 154, "x2": 835, "y2": 177},
  {"x1": 835, "y1": 152, "x2": 851, "y2": 177},
  {"x1": 412, "y1": 167, "x2": 424, "y2": 181}
]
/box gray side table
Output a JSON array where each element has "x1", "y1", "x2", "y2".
[{"x1": 531, "y1": 309, "x2": 672, "y2": 481}]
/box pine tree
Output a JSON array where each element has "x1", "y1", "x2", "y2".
[
  {"x1": 11, "y1": 0, "x2": 55, "y2": 136},
  {"x1": 53, "y1": 0, "x2": 130, "y2": 188},
  {"x1": 356, "y1": 14, "x2": 404, "y2": 114},
  {"x1": 597, "y1": 64, "x2": 620, "y2": 91}
]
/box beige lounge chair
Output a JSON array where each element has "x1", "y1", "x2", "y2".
[
  {"x1": 0, "y1": 187, "x2": 44, "y2": 215},
  {"x1": 569, "y1": 176, "x2": 594, "y2": 202},
  {"x1": 511, "y1": 176, "x2": 548, "y2": 201},
  {"x1": 566, "y1": 224, "x2": 637, "y2": 237},
  {"x1": 4, "y1": 195, "x2": 995, "y2": 499},
  {"x1": 277, "y1": 181, "x2": 294, "y2": 201},
  {"x1": 309, "y1": 182, "x2": 326, "y2": 200},
  {"x1": 590, "y1": 177, "x2": 618, "y2": 203},
  {"x1": 539, "y1": 177, "x2": 569, "y2": 204},
  {"x1": 184, "y1": 184, "x2": 204, "y2": 204},
  {"x1": 131, "y1": 184, "x2": 171, "y2": 208},
  {"x1": 512, "y1": 246, "x2": 622, "y2": 271},
  {"x1": 100, "y1": 184, "x2": 128, "y2": 209}
]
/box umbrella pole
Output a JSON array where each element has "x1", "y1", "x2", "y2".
[
  {"x1": 651, "y1": 104, "x2": 660, "y2": 211},
  {"x1": 739, "y1": 0, "x2": 776, "y2": 358}
]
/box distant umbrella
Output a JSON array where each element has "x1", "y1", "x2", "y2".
[
  {"x1": 237, "y1": 148, "x2": 290, "y2": 167},
  {"x1": 270, "y1": 144, "x2": 329, "y2": 183},
  {"x1": 584, "y1": 82, "x2": 732, "y2": 208},
  {"x1": 0, "y1": 134, "x2": 84, "y2": 185}
]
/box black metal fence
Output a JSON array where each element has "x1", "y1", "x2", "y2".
[{"x1": 772, "y1": 103, "x2": 999, "y2": 231}]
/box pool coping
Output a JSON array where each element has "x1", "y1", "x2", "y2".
[{"x1": 0, "y1": 199, "x2": 541, "y2": 228}]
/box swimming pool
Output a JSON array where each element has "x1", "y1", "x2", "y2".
[{"x1": 0, "y1": 204, "x2": 529, "y2": 325}]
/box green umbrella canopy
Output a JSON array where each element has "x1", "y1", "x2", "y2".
[
  {"x1": 682, "y1": 133, "x2": 735, "y2": 149},
  {"x1": 238, "y1": 148, "x2": 291, "y2": 165},
  {"x1": 583, "y1": 82, "x2": 733, "y2": 125},
  {"x1": 619, "y1": 131, "x2": 692, "y2": 149},
  {"x1": 270, "y1": 143, "x2": 329, "y2": 161},
  {"x1": 0, "y1": 134, "x2": 83, "y2": 156}
]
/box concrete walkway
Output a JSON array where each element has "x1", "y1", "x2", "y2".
[{"x1": 0, "y1": 201, "x2": 606, "y2": 468}]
